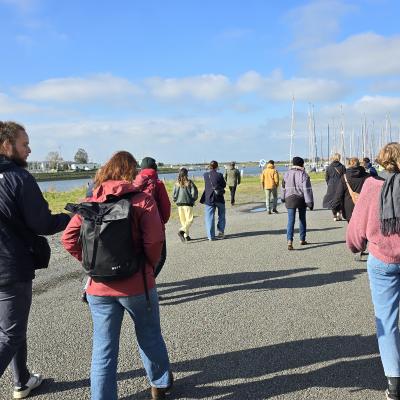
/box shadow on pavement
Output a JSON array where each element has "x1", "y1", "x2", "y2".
[
  {"x1": 123, "y1": 334, "x2": 382, "y2": 399},
  {"x1": 158, "y1": 268, "x2": 365, "y2": 306}
]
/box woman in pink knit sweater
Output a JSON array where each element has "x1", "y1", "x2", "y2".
[{"x1": 347, "y1": 143, "x2": 400, "y2": 400}]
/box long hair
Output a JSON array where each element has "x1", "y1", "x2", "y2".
[
  {"x1": 377, "y1": 142, "x2": 400, "y2": 173},
  {"x1": 177, "y1": 167, "x2": 190, "y2": 187},
  {"x1": 94, "y1": 151, "x2": 137, "y2": 188}
]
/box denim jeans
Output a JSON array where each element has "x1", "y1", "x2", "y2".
[
  {"x1": 265, "y1": 188, "x2": 278, "y2": 211},
  {"x1": 368, "y1": 254, "x2": 400, "y2": 377},
  {"x1": 286, "y1": 207, "x2": 306, "y2": 242},
  {"x1": 204, "y1": 202, "x2": 226, "y2": 240},
  {"x1": 0, "y1": 281, "x2": 32, "y2": 387},
  {"x1": 87, "y1": 288, "x2": 171, "y2": 400}
]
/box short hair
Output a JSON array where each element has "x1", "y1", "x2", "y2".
[
  {"x1": 331, "y1": 153, "x2": 341, "y2": 162},
  {"x1": 363, "y1": 157, "x2": 370, "y2": 164},
  {"x1": 376, "y1": 142, "x2": 400, "y2": 173},
  {"x1": 268, "y1": 160, "x2": 274, "y2": 165},
  {"x1": 94, "y1": 151, "x2": 137, "y2": 188},
  {"x1": 230, "y1": 161, "x2": 235, "y2": 167},
  {"x1": 209, "y1": 160, "x2": 218, "y2": 169},
  {"x1": 348, "y1": 157, "x2": 360, "y2": 167},
  {"x1": 0, "y1": 121, "x2": 26, "y2": 148}
]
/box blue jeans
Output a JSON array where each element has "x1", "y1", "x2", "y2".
[
  {"x1": 87, "y1": 288, "x2": 171, "y2": 400},
  {"x1": 205, "y1": 202, "x2": 226, "y2": 240},
  {"x1": 286, "y1": 207, "x2": 306, "y2": 242},
  {"x1": 368, "y1": 254, "x2": 400, "y2": 377}
]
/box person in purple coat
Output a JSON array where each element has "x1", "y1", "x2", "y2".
[{"x1": 281, "y1": 157, "x2": 314, "y2": 250}]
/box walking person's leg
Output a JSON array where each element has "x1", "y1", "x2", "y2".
[
  {"x1": 298, "y1": 207, "x2": 307, "y2": 243},
  {"x1": 229, "y1": 186, "x2": 236, "y2": 205},
  {"x1": 266, "y1": 189, "x2": 272, "y2": 213},
  {"x1": 216, "y1": 202, "x2": 226, "y2": 237},
  {"x1": 183, "y1": 206, "x2": 194, "y2": 239},
  {"x1": 177, "y1": 206, "x2": 186, "y2": 237},
  {"x1": 286, "y1": 208, "x2": 295, "y2": 249},
  {"x1": 87, "y1": 295, "x2": 124, "y2": 400},
  {"x1": 367, "y1": 256, "x2": 400, "y2": 379},
  {"x1": 121, "y1": 289, "x2": 171, "y2": 391},
  {"x1": 204, "y1": 204, "x2": 216, "y2": 240},
  {"x1": 272, "y1": 187, "x2": 278, "y2": 212}
]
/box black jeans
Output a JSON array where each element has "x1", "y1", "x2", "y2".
[
  {"x1": 154, "y1": 240, "x2": 167, "y2": 278},
  {"x1": 229, "y1": 186, "x2": 237, "y2": 205},
  {"x1": 0, "y1": 281, "x2": 32, "y2": 386}
]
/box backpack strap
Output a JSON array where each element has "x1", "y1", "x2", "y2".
[{"x1": 343, "y1": 174, "x2": 357, "y2": 200}]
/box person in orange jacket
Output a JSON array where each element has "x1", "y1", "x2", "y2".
[{"x1": 260, "y1": 160, "x2": 280, "y2": 214}]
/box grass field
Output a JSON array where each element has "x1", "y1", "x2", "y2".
[{"x1": 44, "y1": 172, "x2": 326, "y2": 215}]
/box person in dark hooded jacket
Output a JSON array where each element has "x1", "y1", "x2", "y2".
[
  {"x1": 0, "y1": 121, "x2": 70, "y2": 399},
  {"x1": 332, "y1": 157, "x2": 370, "y2": 222},
  {"x1": 323, "y1": 153, "x2": 346, "y2": 220}
]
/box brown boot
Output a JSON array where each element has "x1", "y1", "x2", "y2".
[
  {"x1": 151, "y1": 372, "x2": 174, "y2": 400},
  {"x1": 287, "y1": 241, "x2": 294, "y2": 250}
]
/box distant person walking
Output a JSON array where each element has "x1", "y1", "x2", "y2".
[
  {"x1": 332, "y1": 157, "x2": 370, "y2": 222},
  {"x1": 323, "y1": 153, "x2": 346, "y2": 221},
  {"x1": 134, "y1": 157, "x2": 171, "y2": 278},
  {"x1": 260, "y1": 160, "x2": 279, "y2": 214},
  {"x1": 363, "y1": 157, "x2": 378, "y2": 177},
  {"x1": 173, "y1": 168, "x2": 198, "y2": 242},
  {"x1": 224, "y1": 162, "x2": 241, "y2": 205},
  {"x1": 281, "y1": 157, "x2": 314, "y2": 250},
  {"x1": 346, "y1": 143, "x2": 400, "y2": 400},
  {"x1": 200, "y1": 160, "x2": 226, "y2": 240},
  {"x1": 62, "y1": 151, "x2": 173, "y2": 400},
  {"x1": 0, "y1": 121, "x2": 70, "y2": 399}
]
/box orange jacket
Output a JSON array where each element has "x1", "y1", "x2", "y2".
[{"x1": 260, "y1": 164, "x2": 279, "y2": 189}]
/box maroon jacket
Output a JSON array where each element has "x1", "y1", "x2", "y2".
[
  {"x1": 134, "y1": 169, "x2": 171, "y2": 226},
  {"x1": 61, "y1": 180, "x2": 164, "y2": 296}
]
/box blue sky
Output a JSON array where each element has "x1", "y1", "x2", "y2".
[{"x1": 1, "y1": 0, "x2": 400, "y2": 163}]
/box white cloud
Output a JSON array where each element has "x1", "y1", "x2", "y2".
[
  {"x1": 308, "y1": 32, "x2": 400, "y2": 76},
  {"x1": 145, "y1": 74, "x2": 232, "y2": 101},
  {"x1": 0, "y1": 93, "x2": 40, "y2": 114},
  {"x1": 353, "y1": 95, "x2": 400, "y2": 115},
  {"x1": 19, "y1": 74, "x2": 141, "y2": 102},
  {"x1": 286, "y1": 0, "x2": 356, "y2": 49},
  {"x1": 236, "y1": 70, "x2": 347, "y2": 102}
]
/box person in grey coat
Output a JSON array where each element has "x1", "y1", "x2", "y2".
[
  {"x1": 173, "y1": 168, "x2": 198, "y2": 242},
  {"x1": 224, "y1": 162, "x2": 241, "y2": 205},
  {"x1": 281, "y1": 157, "x2": 314, "y2": 250}
]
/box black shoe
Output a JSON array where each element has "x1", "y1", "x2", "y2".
[
  {"x1": 81, "y1": 292, "x2": 88, "y2": 303},
  {"x1": 185, "y1": 236, "x2": 191, "y2": 241},
  {"x1": 268, "y1": 210, "x2": 272, "y2": 215},
  {"x1": 386, "y1": 377, "x2": 400, "y2": 400},
  {"x1": 272, "y1": 209, "x2": 278, "y2": 214},
  {"x1": 177, "y1": 231, "x2": 185, "y2": 243}
]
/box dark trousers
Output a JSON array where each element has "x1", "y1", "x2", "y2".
[
  {"x1": 0, "y1": 281, "x2": 32, "y2": 386},
  {"x1": 154, "y1": 240, "x2": 167, "y2": 278},
  {"x1": 229, "y1": 186, "x2": 237, "y2": 205}
]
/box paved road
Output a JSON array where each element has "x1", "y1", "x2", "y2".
[{"x1": 0, "y1": 183, "x2": 383, "y2": 400}]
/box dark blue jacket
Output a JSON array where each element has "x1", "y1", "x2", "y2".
[
  {"x1": 203, "y1": 169, "x2": 226, "y2": 206},
  {"x1": 0, "y1": 156, "x2": 70, "y2": 286}
]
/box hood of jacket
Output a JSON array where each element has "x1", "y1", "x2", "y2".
[
  {"x1": 330, "y1": 160, "x2": 343, "y2": 168},
  {"x1": 346, "y1": 166, "x2": 368, "y2": 179},
  {"x1": 266, "y1": 163, "x2": 275, "y2": 169},
  {"x1": 0, "y1": 155, "x2": 16, "y2": 173},
  {"x1": 139, "y1": 168, "x2": 158, "y2": 180},
  {"x1": 91, "y1": 180, "x2": 141, "y2": 202}
]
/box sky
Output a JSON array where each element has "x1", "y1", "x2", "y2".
[{"x1": 1, "y1": 0, "x2": 400, "y2": 163}]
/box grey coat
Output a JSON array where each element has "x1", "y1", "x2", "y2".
[{"x1": 172, "y1": 180, "x2": 198, "y2": 206}]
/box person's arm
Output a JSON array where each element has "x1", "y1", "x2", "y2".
[
  {"x1": 218, "y1": 172, "x2": 226, "y2": 188},
  {"x1": 325, "y1": 168, "x2": 329, "y2": 184},
  {"x1": 274, "y1": 170, "x2": 279, "y2": 186},
  {"x1": 172, "y1": 184, "x2": 179, "y2": 203},
  {"x1": 281, "y1": 177, "x2": 286, "y2": 202},
  {"x1": 61, "y1": 214, "x2": 83, "y2": 261},
  {"x1": 303, "y1": 174, "x2": 314, "y2": 210},
  {"x1": 139, "y1": 196, "x2": 164, "y2": 267},
  {"x1": 224, "y1": 171, "x2": 227, "y2": 182},
  {"x1": 156, "y1": 181, "x2": 171, "y2": 224},
  {"x1": 191, "y1": 181, "x2": 199, "y2": 202},
  {"x1": 18, "y1": 173, "x2": 70, "y2": 235},
  {"x1": 237, "y1": 170, "x2": 241, "y2": 185}
]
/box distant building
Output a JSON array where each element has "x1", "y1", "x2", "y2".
[{"x1": 70, "y1": 162, "x2": 100, "y2": 171}]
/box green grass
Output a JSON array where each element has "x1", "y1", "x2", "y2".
[{"x1": 44, "y1": 172, "x2": 325, "y2": 216}]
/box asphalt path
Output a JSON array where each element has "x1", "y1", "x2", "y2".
[{"x1": 0, "y1": 182, "x2": 383, "y2": 400}]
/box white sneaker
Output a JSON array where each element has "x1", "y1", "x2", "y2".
[{"x1": 13, "y1": 373, "x2": 43, "y2": 399}]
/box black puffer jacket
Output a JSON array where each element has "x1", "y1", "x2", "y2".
[
  {"x1": 323, "y1": 161, "x2": 346, "y2": 209},
  {"x1": 0, "y1": 156, "x2": 70, "y2": 286},
  {"x1": 331, "y1": 166, "x2": 370, "y2": 221}
]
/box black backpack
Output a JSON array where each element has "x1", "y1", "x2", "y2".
[{"x1": 65, "y1": 193, "x2": 144, "y2": 282}]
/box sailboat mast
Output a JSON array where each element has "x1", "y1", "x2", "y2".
[{"x1": 289, "y1": 96, "x2": 295, "y2": 167}]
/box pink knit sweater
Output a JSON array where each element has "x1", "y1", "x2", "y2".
[{"x1": 346, "y1": 176, "x2": 400, "y2": 264}]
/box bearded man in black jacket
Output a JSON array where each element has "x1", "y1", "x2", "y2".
[{"x1": 0, "y1": 121, "x2": 70, "y2": 399}]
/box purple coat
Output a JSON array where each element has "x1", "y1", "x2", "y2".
[{"x1": 281, "y1": 167, "x2": 314, "y2": 209}]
